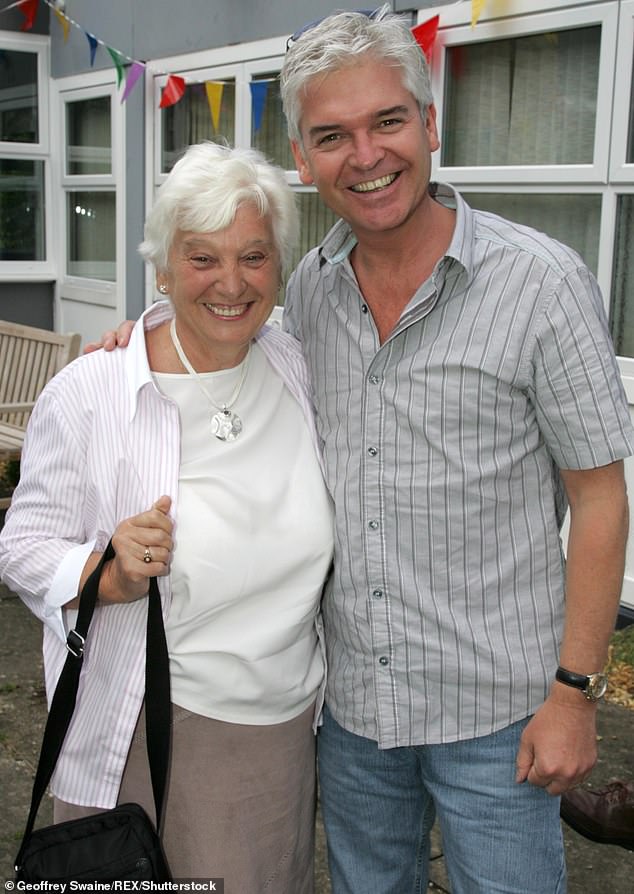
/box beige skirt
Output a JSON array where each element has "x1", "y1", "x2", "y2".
[{"x1": 54, "y1": 702, "x2": 317, "y2": 893}]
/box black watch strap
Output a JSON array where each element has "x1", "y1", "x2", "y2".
[
  {"x1": 555, "y1": 665, "x2": 608, "y2": 701},
  {"x1": 555, "y1": 666, "x2": 589, "y2": 690}
]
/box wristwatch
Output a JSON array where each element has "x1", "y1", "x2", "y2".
[{"x1": 555, "y1": 666, "x2": 609, "y2": 702}]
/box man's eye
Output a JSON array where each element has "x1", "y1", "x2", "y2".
[
  {"x1": 378, "y1": 118, "x2": 402, "y2": 129},
  {"x1": 317, "y1": 133, "x2": 342, "y2": 146}
]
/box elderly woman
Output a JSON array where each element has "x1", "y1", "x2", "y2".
[{"x1": 0, "y1": 142, "x2": 334, "y2": 891}]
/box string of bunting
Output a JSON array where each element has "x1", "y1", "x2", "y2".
[{"x1": 2, "y1": 0, "x2": 497, "y2": 125}]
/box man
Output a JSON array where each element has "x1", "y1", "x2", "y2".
[
  {"x1": 95, "y1": 8, "x2": 632, "y2": 892},
  {"x1": 279, "y1": 7, "x2": 632, "y2": 894}
]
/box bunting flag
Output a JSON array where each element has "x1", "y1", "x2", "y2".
[
  {"x1": 249, "y1": 81, "x2": 269, "y2": 133},
  {"x1": 85, "y1": 31, "x2": 99, "y2": 66},
  {"x1": 53, "y1": 8, "x2": 70, "y2": 42},
  {"x1": 205, "y1": 81, "x2": 224, "y2": 130},
  {"x1": 411, "y1": 15, "x2": 439, "y2": 63},
  {"x1": 17, "y1": 0, "x2": 38, "y2": 31},
  {"x1": 121, "y1": 61, "x2": 145, "y2": 103},
  {"x1": 472, "y1": 0, "x2": 486, "y2": 28},
  {"x1": 160, "y1": 74, "x2": 186, "y2": 109},
  {"x1": 107, "y1": 47, "x2": 127, "y2": 88}
]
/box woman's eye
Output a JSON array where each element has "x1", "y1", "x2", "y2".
[{"x1": 244, "y1": 254, "x2": 266, "y2": 265}]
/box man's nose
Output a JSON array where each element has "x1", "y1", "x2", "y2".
[{"x1": 350, "y1": 132, "x2": 385, "y2": 170}]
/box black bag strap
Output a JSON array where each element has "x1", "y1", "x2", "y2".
[{"x1": 16, "y1": 540, "x2": 170, "y2": 860}]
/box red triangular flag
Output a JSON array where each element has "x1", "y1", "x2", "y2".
[
  {"x1": 17, "y1": 0, "x2": 39, "y2": 31},
  {"x1": 159, "y1": 75, "x2": 186, "y2": 109},
  {"x1": 411, "y1": 15, "x2": 439, "y2": 63}
]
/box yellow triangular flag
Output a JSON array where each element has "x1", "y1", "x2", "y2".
[
  {"x1": 205, "y1": 82, "x2": 224, "y2": 131},
  {"x1": 54, "y1": 9, "x2": 71, "y2": 42},
  {"x1": 471, "y1": 0, "x2": 486, "y2": 28}
]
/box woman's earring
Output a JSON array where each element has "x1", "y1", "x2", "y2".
[{"x1": 158, "y1": 284, "x2": 168, "y2": 295}]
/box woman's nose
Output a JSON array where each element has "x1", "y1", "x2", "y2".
[{"x1": 213, "y1": 265, "x2": 246, "y2": 298}]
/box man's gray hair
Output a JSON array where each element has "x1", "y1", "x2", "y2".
[
  {"x1": 280, "y1": 5, "x2": 434, "y2": 145},
  {"x1": 139, "y1": 142, "x2": 298, "y2": 273}
]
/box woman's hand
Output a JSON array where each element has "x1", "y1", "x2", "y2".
[{"x1": 79, "y1": 496, "x2": 174, "y2": 605}]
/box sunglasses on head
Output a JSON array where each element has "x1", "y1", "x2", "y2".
[{"x1": 286, "y1": 8, "x2": 382, "y2": 50}]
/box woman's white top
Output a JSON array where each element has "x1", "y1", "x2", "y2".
[{"x1": 155, "y1": 342, "x2": 334, "y2": 724}]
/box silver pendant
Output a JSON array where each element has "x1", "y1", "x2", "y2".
[{"x1": 211, "y1": 408, "x2": 243, "y2": 442}]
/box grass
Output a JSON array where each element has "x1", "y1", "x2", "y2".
[{"x1": 610, "y1": 624, "x2": 634, "y2": 667}]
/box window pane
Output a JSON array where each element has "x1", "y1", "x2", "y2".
[
  {"x1": 0, "y1": 49, "x2": 38, "y2": 143},
  {"x1": 465, "y1": 192, "x2": 600, "y2": 275},
  {"x1": 443, "y1": 26, "x2": 600, "y2": 166},
  {"x1": 251, "y1": 73, "x2": 294, "y2": 170},
  {"x1": 161, "y1": 81, "x2": 235, "y2": 173},
  {"x1": 281, "y1": 192, "x2": 338, "y2": 300},
  {"x1": 67, "y1": 191, "x2": 116, "y2": 281},
  {"x1": 610, "y1": 195, "x2": 634, "y2": 358},
  {"x1": 0, "y1": 158, "x2": 45, "y2": 260},
  {"x1": 66, "y1": 96, "x2": 111, "y2": 175}
]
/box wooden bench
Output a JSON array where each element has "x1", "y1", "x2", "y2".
[{"x1": 0, "y1": 320, "x2": 81, "y2": 509}]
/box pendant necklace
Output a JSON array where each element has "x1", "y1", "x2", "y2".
[{"x1": 169, "y1": 318, "x2": 250, "y2": 442}]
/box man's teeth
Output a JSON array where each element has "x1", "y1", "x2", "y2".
[
  {"x1": 351, "y1": 173, "x2": 397, "y2": 193},
  {"x1": 206, "y1": 304, "x2": 246, "y2": 317}
]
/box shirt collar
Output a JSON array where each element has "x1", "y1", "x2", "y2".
[
  {"x1": 318, "y1": 182, "x2": 476, "y2": 280},
  {"x1": 125, "y1": 300, "x2": 174, "y2": 422}
]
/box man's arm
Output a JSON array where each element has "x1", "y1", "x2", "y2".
[{"x1": 515, "y1": 460, "x2": 629, "y2": 794}]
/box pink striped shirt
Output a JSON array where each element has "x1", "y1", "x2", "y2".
[{"x1": 0, "y1": 301, "x2": 323, "y2": 807}]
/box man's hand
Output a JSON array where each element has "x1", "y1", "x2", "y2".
[
  {"x1": 83, "y1": 320, "x2": 135, "y2": 353},
  {"x1": 515, "y1": 687, "x2": 598, "y2": 795}
]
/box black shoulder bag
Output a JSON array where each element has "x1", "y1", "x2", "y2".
[{"x1": 14, "y1": 541, "x2": 172, "y2": 882}]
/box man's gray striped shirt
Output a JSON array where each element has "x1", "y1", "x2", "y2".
[{"x1": 284, "y1": 184, "x2": 633, "y2": 748}]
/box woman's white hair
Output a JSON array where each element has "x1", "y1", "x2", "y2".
[
  {"x1": 280, "y1": 5, "x2": 433, "y2": 145},
  {"x1": 139, "y1": 142, "x2": 298, "y2": 272}
]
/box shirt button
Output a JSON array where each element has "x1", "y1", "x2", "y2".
[
  {"x1": 379, "y1": 656, "x2": 389, "y2": 666},
  {"x1": 369, "y1": 374, "x2": 380, "y2": 385},
  {"x1": 368, "y1": 519, "x2": 379, "y2": 530},
  {"x1": 372, "y1": 589, "x2": 383, "y2": 599},
  {"x1": 367, "y1": 446, "x2": 378, "y2": 457},
  {"x1": 361, "y1": 304, "x2": 368, "y2": 314}
]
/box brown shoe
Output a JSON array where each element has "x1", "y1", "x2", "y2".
[{"x1": 560, "y1": 781, "x2": 634, "y2": 850}]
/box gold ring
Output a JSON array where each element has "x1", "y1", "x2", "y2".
[{"x1": 143, "y1": 547, "x2": 152, "y2": 564}]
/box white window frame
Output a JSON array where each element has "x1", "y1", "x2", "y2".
[
  {"x1": 0, "y1": 30, "x2": 53, "y2": 279},
  {"x1": 52, "y1": 71, "x2": 125, "y2": 310},
  {"x1": 424, "y1": 1, "x2": 618, "y2": 185},
  {"x1": 610, "y1": 0, "x2": 634, "y2": 180}
]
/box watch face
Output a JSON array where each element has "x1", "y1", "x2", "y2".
[{"x1": 586, "y1": 674, "x2": 608, "y2": 701}]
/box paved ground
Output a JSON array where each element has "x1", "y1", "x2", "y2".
[{"x1": 1, "y1": 582, "x2": 632, "y2": 891}]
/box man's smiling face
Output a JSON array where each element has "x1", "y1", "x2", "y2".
[{"x1": 291, "y1": 56, "x2": 440, "y2": 241}]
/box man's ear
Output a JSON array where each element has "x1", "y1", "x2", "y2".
[{"x1": 291, "y1": 140, "x2": 314, "y2": 185}]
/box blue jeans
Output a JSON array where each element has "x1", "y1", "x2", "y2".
[{"x1": 318, "y1": 706, "x2": 566, "y2": 894}]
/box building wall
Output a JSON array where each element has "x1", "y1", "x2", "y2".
[
  {"x1": 0, "y1": 282, "x2": 54, "y2": 328},
  {"x1": 49, "y1": 1, "x2": 418, "y2": 78}
]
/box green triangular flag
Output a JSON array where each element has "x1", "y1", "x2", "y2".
[{"x1": 107, "y1": 47, "x2": 127, "y2": 88}]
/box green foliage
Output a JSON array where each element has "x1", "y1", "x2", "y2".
[
  {"x1": 610, "y1": 624, "x2": 634, "y2": 667},
  {"x1": 0, "y1": 459, "x2": 20, "y2": 494}
]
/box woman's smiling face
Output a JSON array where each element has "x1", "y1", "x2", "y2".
[{"x1": 162, "y1": 203, "x2": 280, "y2": 370}]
